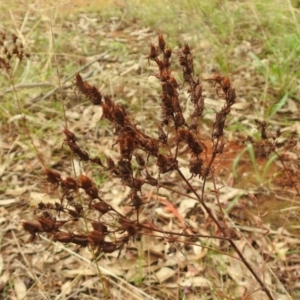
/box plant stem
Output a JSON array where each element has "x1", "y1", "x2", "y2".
[{"x1": 176, "y1": 167, "x2": 275, "y2": 300}]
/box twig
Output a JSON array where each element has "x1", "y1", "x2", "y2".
[
  {"x1": 1, "y1": 82, "x2": 54, "y2": 95},
  {"x1": 177, "y1": 167, "x2": 275, "y2": 300}
]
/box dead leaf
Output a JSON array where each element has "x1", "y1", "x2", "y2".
[
  {"x1": 0, "y1": 271, "x2": 9, "y2": 292},
  {"x1": 231, "y1": 101, "x2": 251, "y2": 110},
  {"x1": 287, "y1": 98, "x2": 297, "y2": 113},
  {"x1": 62, "y1": 267, "x2": 95, "y2": 277},
  {"x1": 5, "y1": 186, "x2": 27, "y2": 196},
  {"x1": 14, "y1": 277, "x2": 27, "y2": 300},
  {"x1": 61, "y1": 280, "x2": 72, "y2": 296},
  {"x1": 179, "y1": 276, "x2": 212, "y2": 288},
  {"x1": 155, "y1": 267, "x2": 176, "y2": 283},
  {"x1": 0, "y1": 198, "x2": 18, "y2": 206}
]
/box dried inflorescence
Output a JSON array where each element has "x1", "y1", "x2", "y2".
[
  {"x1": 19, "y1": 34, "x2": 289, "y2": 300},
  {"x1": 246, "y1": 119, "x2": 297, "y2": 158},
  {"x1": 0, "y1": 32, "x2": 30, "y2": 72},
  {"x1": 75, "y1": 73, "x2": 102, "y2": 105},
  {"x1": 22, "y1": 35, "x2": 237, "y2": 254},
  {"x1": 205, "y1": 74, "x2": 236, "y2": 141},
  {"x1": 22, "y1": 35, "x2": 238, "y2": 256}
]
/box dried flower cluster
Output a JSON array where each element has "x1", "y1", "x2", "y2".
[
  {"x1": 0, "y1": 32, "x2": 29, "y2": 71},
  {"x1": 246, "y1": 120, "x2": 298, "y2": 193},
  {"x1": 20, "y1": 35, "x2": 285, "y2": 300},
  {"x1": 21, "y1": 35, "x2": 237, "y2": 255},
  {"x1": 247, "y1": 119, "x2": 297, "y2": 158}
]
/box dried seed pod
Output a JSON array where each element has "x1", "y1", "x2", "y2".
[
  {"x1": 44, "y1": 169, "x2": 62, "y2": 185},
  {"x1": 71, "y1": 233, "x2": 89, "y2": 247},
  {"x1": 179, "y1": 54, "x2": 188, "y2": 68},
  {"x1": 220, "y1": 76, "x2": 231, "y2": 94},
  {"x1": 226, "y1": 87, "x2": 236, "y2": 105},
  {"x1": 119, "y1": 134, "x2": 135, "y2": 160},
  {"x1": 41, "y1": 211, "x2": 53, "y2": 219},
  {"x1": 125, "y1": 224, "x2": 137, "y2": 236},
  {"x1": 22, "y1": 219, "x2": 43, "y2": 234},
  {"x1": 157, "y1": 154, "x2": 176, "y2": 174},
  {"x1": 86, "y1": 186, "x2": 99, "y2": 199},
  {"x1": 189, "y1": 158, "x2": 203, "y2": 177},
  {"x1": 182, "y1": 44, "x2": 191, "y2": 55},
  {"x1": 206, "y1": 74, "x2": 232, "y2": 98},
  {"x1": 91, "y1": 221, "x2": 108, "y2": 233},
  {"x1": 124, "y1": 178, "x2": 144, "y2": 190},
  {"x1": 255, "y1": 120, "x2": 268, "y2": 140},
  {"x1": 145, "y1": 172, "x2": 158, "y2": 186},
  {"x1": 92, "y1": 201, "x2": 111, "y2": 215},
  {"x1": 106, "y1": 157, "x2": 116, "y2": 170},
  {"x1": 134, "y1": 153, "x2": 145, "y2": 167},
  {"x1": 118, "y1": 159, "x2": 132, "y2": 177},
  {"x1": 80, "y1": 175, "x2": 94, "y2": 190},
  {"x1": 113, "y1": 105, "x2": 126, "y2": 126},
  {"x1": 35, "y1": 202, "x2": 47, "y2": 212},
  {"x1": 158, "y1": 34, "x2": 165, "y2": 51},
  {"x1": 119, "y1": 218, "x2": 139, "y2": 236},
  {"x1": 188, "y1": 140, "x2": 203, "y2": 156},
  {"x1": 141, "y1": 138, "x2": 159, "y2": 155},
  {"x1": 155, "y1": 58, "x2": 165, "y2": 71},
  {"x1": 54, "y1": 232, "x2": 73, "y2": 243},
  {"x1": 202, "y1": 166, "x2": 210, "y2": 178},
  {"x1": 67, "y1": 208, "x2": 82, "y2": 219},
  {"x1": 162, "y1": 81, "x2": 177, "y2": 96},
  {"x1": 174, "y1": 111, "x2": 185, "y2": 127},
  {"x1": 158, "y1": 125, "x2": 167, "y2": 144},
  {"x1": 74, "y1": 203, "x2": 83, "y2": 214},
  {"x1": 62, "y1": 176, "x2": 78, "y2": 191},
  {"x1": 212, "y1": 111, "x2": 226, "y2": 139},
  {"x1": 90, "y1": 156, "x2": 104, "y2": 166},
  {"x1": 75, "y1": 73, "x2": 102, "y2": 105},
  {"x1": 165, "y1": 48, "x2": 172, "y2": 58},
  {"x1": 88, "y1": 86, "x2": 102, "y2": 105},
  {"x1": 63, "y1": 128, "x2": 77, "y2": 142},
  {"x1": 65, "y1": 141, "x2": 90, "y2": 161},
  {"x1": 192, "y1": 96, "x2": 204, "y2": 119},
  {"x1": 131, "y1": 191, "x2": 143, "y2": 208},
  {"x1": 53, "y1": 202, "x2": 64, "y2": 213},
  {"x1": 101, "y1": 103, "x2": 113, "y2": 121},
  {"x1": 37, "y1": 217, "x2": 55, "y2": 232},
  {"x1": 88, "y1": 230, "x2": 105, "y2": 247},
  {"x1": 101, "y1": 242, "x2": 117, "y2": 253},
  {"x1": 75, "y1": 73, "x2": 87, "y2": 94},
  {"x1": 148, "y1": 44, "x2": 158, "y2": 61}
]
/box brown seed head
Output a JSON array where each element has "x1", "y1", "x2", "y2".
[
  {"x1": 45, "y1": 169, "x2": 62, "y2": 185},
  {"x1": 80, "y1": 175, "x2": 94, "y2": 190},
  {"x1": 158, "y1": 34, "x2": 165, "y2": 51}
]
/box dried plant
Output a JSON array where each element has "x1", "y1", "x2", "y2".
[{"x1": 4, "y1": 33, "x2": 297, "y2": 300}]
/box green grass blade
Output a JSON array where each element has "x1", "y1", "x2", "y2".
[
  {"x1": 267, "y1": 93, "x2": 289, "y2": 120},
  {"x1": 232, "y1": 146, "x2": 248, "y2": 179}
]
